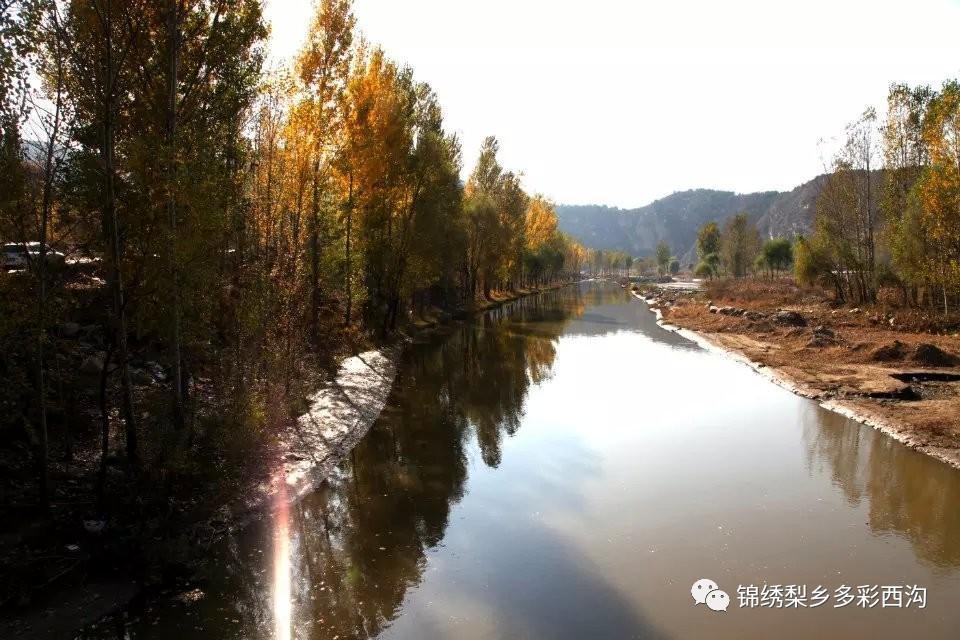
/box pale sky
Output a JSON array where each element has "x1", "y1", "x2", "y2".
[{"x1": 265, "y1": 0, "x2": 960, "y2": 208}]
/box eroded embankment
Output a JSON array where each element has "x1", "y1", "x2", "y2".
[
  {"x1": 629, "y1": 288, "x2": 960, "y2": 470},
  {"x1": 261, "y1": 347, "x2": 399, "y2": 506}
]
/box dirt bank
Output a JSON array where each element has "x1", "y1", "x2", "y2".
[{"x1": 629, "y1": 282, "x2": 960, "y2": 470}]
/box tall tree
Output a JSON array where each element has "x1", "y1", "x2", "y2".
[
  {"x1": 720, "y1": 212, "x2": 759, "y2": 278},
  {"x1": 60, "y1": 0, "x2": 151, "y2": 464},
  {"x1": 655, "y1": 241, "x2": 670, "y2": 275},
  {"x1": 917, "y1": 81, "x2": 960, "y2": 313},
  {"x1": 298, "y1": 0, "x2": 354, "y2": 332}
]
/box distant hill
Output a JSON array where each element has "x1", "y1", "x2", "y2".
[{"x1": 557, "y1": 175, "x2": 830, "y2": 264}]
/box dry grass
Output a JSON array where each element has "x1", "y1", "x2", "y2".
[{"x1": 703, "y1": 277, "x2": 830, "y2": 306}]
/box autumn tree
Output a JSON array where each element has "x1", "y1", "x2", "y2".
[
  {"x1": 917, "y1": 81, "x2": 960, "y2": 313},
  {"x1": 882, "y1": 83, "x2": 934, "y2": 306},
  {"x1": 298, "y1": 0, "x2": 354, "y2": 330}
]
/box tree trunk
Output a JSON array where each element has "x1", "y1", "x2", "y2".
[
  {"x1": 344, "y1": 171, "x2": 352, "y2": 326},
  {"x1": 310, "y1": 161, "x2": 320, "y2": 343},
  {"x1": 102, "y1": 2, "x2": 138, "y2": 465},
  {"x1": 32, "y1": 12, "x2": 65, "y2": 508},
  {"x1": 96, "y1": 344, "x2": 114, "y2": 514},
  {"x1": 166, "y1": 0, "x2": 184, "y2": 430}
]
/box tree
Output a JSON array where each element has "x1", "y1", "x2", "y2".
[
  {"x1": 60, "y1": 0, "x2": 152, "y2": 464},
  {"x1": 696, "y1": 221, "x2": 721, "y2": 259},
  {"x1": 917, "y1": 81, "x2": 960, "y2": 313},
  {"x1": 793, "y1": 235, "x2": 840, "y2": 295},
  {"x1": 655, "y1": 241, "x2": 670, "y2": 275},
  {"x1": 669, "y1": 259, "x2": 680, "y2": 275},
  {"x1": 814, "y1": 108, "x2": 881, "y2": 304},
  {"x1": 299, "y1": 0, "x2": 354, "y2": 329},
  {"x1": 720, "y1": 212, "x2": 759, "y2": 277},
  {"x1": 761, "y1": 238, "x2": 793, "y2": 275},
  {"x1": 464, "y1": 136, "x2": 529, "y2": 298}
]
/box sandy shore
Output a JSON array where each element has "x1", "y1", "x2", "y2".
[{"x1": 629, "y1": 287, "x2": 960, "y2": 470}]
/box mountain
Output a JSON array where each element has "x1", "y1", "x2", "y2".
[{"x1": 556, "y1": 175, "x2": 830, "y2": 264}]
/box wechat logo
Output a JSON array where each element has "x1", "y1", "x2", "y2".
[{"x1": 692, "y1": 578, "x2": 730, "y2": 612}]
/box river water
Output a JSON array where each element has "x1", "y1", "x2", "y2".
[{"x1": 87, "y1": 281, "x2": 960, "y2": 639}]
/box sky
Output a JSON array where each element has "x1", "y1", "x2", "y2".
[{"x1": 265, "y1": 0, "x2": 960, "y2": 208}]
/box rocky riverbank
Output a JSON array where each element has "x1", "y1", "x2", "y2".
[{"x1": 628, "y1": 282, "x2": 960, "y2": 470}]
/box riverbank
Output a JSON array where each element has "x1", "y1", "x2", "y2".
[
  {"x1": 0, "y1": 280, "x2": 572, "y2": 639},
  {"x1": 629, "y1": 280, "x2": 960, "y2": 470},
  {"x1": 406, "y1": 281, "x2": 575, "y2": 336}
]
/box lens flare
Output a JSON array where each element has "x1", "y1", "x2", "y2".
[{"x1": 273, "y1": 480, "x2": 292, "y2": 640}]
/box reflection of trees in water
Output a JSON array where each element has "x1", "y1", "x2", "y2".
[
  {"x1": 96, "y1": 284, "x2": 665, "y2": 639},
  {"x1": 802, "y1": 404, "x2": 960, "y2": 569},
  {"x1": 274, "y1": 287, "x2": 582, "y2": 638}
]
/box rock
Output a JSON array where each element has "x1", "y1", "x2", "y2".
[
  {"x1": 807, "y1": 325, "x2": 839, "y2": 348},
  {"x1": 59, "y1": 322, "x2": 81, "y2": 338},
  {"x1": 80, "y1": 355, "x2": 105, "y2": 376},
  {"x1": 911, "y1": 343, "x2": 959, "y2": 367},
  {"x1": 889, "y1": 316, "x2": 897, "y2": 327},
  {"x1": 812, "y1": 325, "x2": 835, "y2": 338},
  {"x1": 870, "y1": 340, "x2": 907, "y2": 362},
  {"x1": 708, "y1": 305, "x2": 720, "y2": 314},
  {"x1": 773, "y1": 310, "x2": 807, "y2": 327},
  {"x1": 744, "y1": 311, "x2": 765, "y2": 322},
  {"x1": 718, "y1": 306, "x2": 738, "y2": 316},
  {"x1": 849, "y1": 307, "x2": 860, "y2": 314}
]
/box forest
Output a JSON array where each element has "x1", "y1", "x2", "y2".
[{"x1": 0, "y1": 0, "x2": 587, "y2": 577}]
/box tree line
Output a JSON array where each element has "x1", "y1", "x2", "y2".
[
  {"x1": 0, "y1": 0, "x2": 586, "y2": 511},
  {"x1": 688, "y1": 81, "x2": 960, "y2": 313},
  {"x1": 799, "y1": 83, "x2": 960, "y2": 312}
]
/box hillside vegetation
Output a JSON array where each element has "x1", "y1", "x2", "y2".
[{"x1": 558, "y1": 175, "x2": 829, "y2": 262}]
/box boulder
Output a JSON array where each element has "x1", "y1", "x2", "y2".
[
  {"x1": 773, "y1": 310, "x2": 807, "y2": 327},
  {"x1": 744, "y1": 311, "x2": 765, "y2": 322},
  {"x1": 911, "y1": 343, "x2": 959, "y2": 367}
]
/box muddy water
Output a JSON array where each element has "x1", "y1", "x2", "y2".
[{"x1": 86, "y1": 282, "x2": 960, "y2": 639}]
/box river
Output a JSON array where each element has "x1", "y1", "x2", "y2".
[{"x1": 84, "y1": 281, "x2": 960, "y2": 639}]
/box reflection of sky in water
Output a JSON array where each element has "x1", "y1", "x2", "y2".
[{"x1": 87, "y1": 282, "x2": 960, "y2": 640}]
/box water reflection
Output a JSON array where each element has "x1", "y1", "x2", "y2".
[
  {"x1": 802, "y1": 404, "x2": 960, "y2": 569},
  {"x1": 260, "y1": 290, "x2": 590, "y2": 638},
  {"x1": 83, "y1": 282, "x2": 960, "y2": 640}
]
